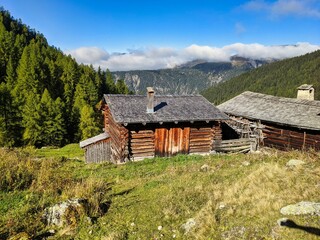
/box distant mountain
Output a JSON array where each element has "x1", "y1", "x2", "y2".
[
  {"x1": 202, "y1": 50, "x2": 320, "y2": 104},
  {"x1": 112, "y1": 57, "x2": 274, "y2": 95}
]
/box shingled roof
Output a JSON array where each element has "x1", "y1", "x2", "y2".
[
  {"x1": 218, "y1": 91, "x2": 320, "y2": 131},
  {"x1": 103, "y1": 94, "x2": 228, "y2": 124}
]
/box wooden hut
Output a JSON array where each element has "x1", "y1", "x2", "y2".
[
  {"x1": 90, "y1": 87, "x2": 229, "y2": 164},
  {"x1": 80, "y1": 133, "x2": 111, "y2": 163},
  {"x1": 218, "y1": 88, "x2": 320, "y2": 151}
]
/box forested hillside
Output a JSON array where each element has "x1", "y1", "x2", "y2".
[
  {"x1": 0, "y1": 8, "x2": 130, "y2": 147},
  {"x1": 202, "y1": 50, "x2": 320, "y2": 104}
]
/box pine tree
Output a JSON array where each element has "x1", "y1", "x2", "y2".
[{"x1": 79, "y1": 104, "x2": 101, "y2": 140}]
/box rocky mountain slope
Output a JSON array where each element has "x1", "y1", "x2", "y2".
[{"x1": 112, "y1": 56, "x2": 274, "y2": 94}]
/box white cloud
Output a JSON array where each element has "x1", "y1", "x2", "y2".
[
  {"x1": 243, "y1": 0, "x2": 320, "y2": 18},
  {"x1": 65, "y1": 42, "x2": 320, "y2": 71},
  {"x1": 66, "y1": 47, "x2": 109, "y2": 64}
]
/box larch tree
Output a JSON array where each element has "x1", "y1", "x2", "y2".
[{"x1": 79, "y1": 104, "x2": 101, "y2": 140}]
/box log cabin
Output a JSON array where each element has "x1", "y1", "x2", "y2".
[
  {"x1": 218, "y1": 85, "x2": 320, "y2": 151},
  {"x1": 80, "y1": 87, "x2": 229, "y2": 164}
]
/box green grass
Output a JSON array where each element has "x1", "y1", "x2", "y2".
[
  {"x1": 1, "y1": 148, "x2": 320, "y2": 239},
  {"x1": 34, "y1": 143, "x2": 84, "y2": 159}
]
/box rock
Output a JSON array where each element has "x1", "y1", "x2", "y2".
[
  {"x1": 218, "y1": 202, "x2": 226, "y2": 209},
  {"x1": 280, "y1": 201, "x2": 320, "y2": 216},
  {"x1": 181, "y1": 218, "x2": 196, "y2": 233},
  {"x1": 42, "y1": 198, "x2": 88, "y2": 227},
  {"x1": 8, "y1": 232, "x2": 31, "y2": 240},
  {"x1": 221, "y1": 226, "x2": 246, "y2": 239},
  {"x1": 242, "y1": 161, "x2": 250, "y2": 166},
  {"x1": 286, "y1": 159, "x2": 305, "y2": 167},
  {"x1": 277, "y1": 218, "x2": 289, "y2": 226},
  {"x1": 200, "y1": 164, "x2": 210, "y2": 172}
]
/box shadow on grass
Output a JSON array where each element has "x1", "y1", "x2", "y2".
[{"x1": 280, "y1": 219, "x2": 320, "y2": 236}]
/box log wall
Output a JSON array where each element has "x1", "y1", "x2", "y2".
[
  {"x1": 130, "y1": 129, "x2": 155, "y2": 160},
  {"x1": 84, "y1": 139, "x2": 111, "y2": 163},
  {"x1": 103, "y1": 105, "x2": 129, "y2": 163},
  {"x1": 262, "y1": 123, "x2": 320, "y2": 151},
  {"x1": 189, "y1": 127, "x2": 212, "y2": 153}
]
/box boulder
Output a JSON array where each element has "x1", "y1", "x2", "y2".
[
  {"x1": 42, "y1": 198, "x2": 88, "y2": 227},
  {"x1": 286, "y1": 159, "x2": 305, "y2": 168},
  {"x1": 280, "y1": 201, "x2": 320, "y2": 216}
]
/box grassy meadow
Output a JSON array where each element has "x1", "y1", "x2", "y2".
[{"x1": 1, "y1": 145, "x2": 320, "y2": 239}]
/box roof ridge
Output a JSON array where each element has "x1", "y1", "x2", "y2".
[{"x1": 242, "y1": 91, "x2": 320, "y2": 107}]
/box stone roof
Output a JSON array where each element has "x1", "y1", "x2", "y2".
[
  {"x1": 218, "y1": 91, "x2": 320, "y2": 131},
  {"x1": 297, "y1": 84, "x2": 313, "y2": 90},
  {"x1": 80, "y1": 132, "x2": 109, "y2": 148},
  {"x1": 103, "y1": 94, "x2": 229, "y2": 124}
]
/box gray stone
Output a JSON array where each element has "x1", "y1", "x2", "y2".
[
  {"x1": 242, "y1": 161, "x2": 250, "y2": 166},
  {"x1": 218, "y1": 202, "x2": 226, "y2": 209},
  {"x1": 280, "y1": 201, "x2": 320, "y2": 216},
  {"x1": 200, "y1": 164, "x2": 210, "y2": 172},
  {"x1": 42, "y1": 198, "x2": 88, "y2": 227},
  {"x1": 286, "y1": 159, "x2": 305, "y2": 167},
  {"x1": 181, "y1": 218, "x2": 196, "y2": 233},
  {"x1": 277, "y1": 218, "x2": 289, "y2": 226}
]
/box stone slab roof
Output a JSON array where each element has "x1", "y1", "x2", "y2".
[
  {"x1": 218, "y1": 91, "x2": 320, "y2": 131},
  {"x1": 103, "y1": 94, "x2": 229, "y2": 124}
]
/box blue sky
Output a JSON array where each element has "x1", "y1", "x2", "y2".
[{"x1": 1, "y1": 0, "x2": 320, "y2": 70}]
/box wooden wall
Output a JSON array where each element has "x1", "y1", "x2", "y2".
[
  {"x1": 84, "y1": 139, "x2": 111, "y2": 163},
  {"x1": 189, "y1": 127, "x2": 212, "y2": 154},
  {"x1": 154, "y1": 127, "x2": 190, "y2": 157},
  {"x1": 127, "y1": 121, "x2": 223, "y2": 159},
  {"x1": 103, "y1": 105, "x2": 129, "y2": 163},
  {"x1": 262, "y1": 123, "x2": 320, "y2": 151},
  {"x1": 130, "y1": 129, "x2": 155, "y2": 160}
]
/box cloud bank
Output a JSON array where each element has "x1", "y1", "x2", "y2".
[
  {"x1": 65, "y1": 42, "x2": 320, "y2": 71},
  {"x1": 243, "y1": 0, "x2": 320, "y2": 18}
]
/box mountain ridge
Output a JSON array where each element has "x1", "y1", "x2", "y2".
[{"x1": 112, "y1": 57, "x2": 274, "y2": 94}]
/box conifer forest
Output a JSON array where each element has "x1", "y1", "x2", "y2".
[{"x1": 0, "y1": 8, "x2": 130, "y2": 147}]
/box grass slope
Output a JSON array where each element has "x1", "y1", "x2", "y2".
[
  {"x1": 1, "y1": 145, "x2": 320, "y2": 239},
  {"x1": 202, "y1": 50, "x2": 320, "y2": 104}
]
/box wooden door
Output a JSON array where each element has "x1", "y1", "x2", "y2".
[{"x1": 155, "y1": 127, "x2": 190, "y2": 157}]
